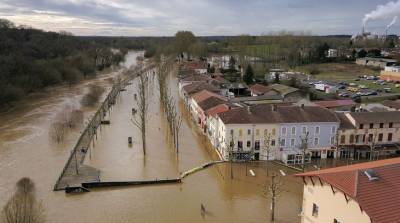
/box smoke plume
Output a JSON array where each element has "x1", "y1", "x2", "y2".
[
  {"x1": 363, "y1": 1, "x2": 400, "y2": 27},
  {"x1": 387, "y1": 16, "x2": 398, "y2": 30}
]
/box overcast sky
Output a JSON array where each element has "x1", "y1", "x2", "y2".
[{"x1": 0, "y1": 0, "x2": 398, "y2": 36}]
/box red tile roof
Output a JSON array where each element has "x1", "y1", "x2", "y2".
[
  {"x1": 314, "y1": 100, "x2": 356, "y2": 108},
  {"x1": 206, "y1": 104, "x2": 231, "y2": 117},
  {"x1": 182, "y1": 82, "x2": 220, "y2": 95},
  {"x1": 183, "y1": 61, "x2": 208, "y2": 70},
  {"x1": 296, "y1": 158, "x2": 400, "y2": 223},
  {"x1": 249, "y1": 84, "x2": 269, "y2": 95},
  {"x1": 191, "y1": 90, "x2": 224, "y2": 104}
]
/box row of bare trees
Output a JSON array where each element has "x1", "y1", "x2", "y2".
[
  {"x1": 157, "y1": 60, "x2": 182, "y2": 152},
  {"x1": 131, "y1": 67, "x2": 149, "y2": 155},
  {"x1": 49, "y1": 104, "x2": 84, "y2": 143}
]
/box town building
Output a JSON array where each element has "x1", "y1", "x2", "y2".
[
  {"x1": 327, "y1": 49, "x2": 338, "y2": 58},
  {"x1": 214, "y1": 104, "x2": 340, "y2": 163},
  {"x1": 313, "y1": 100, "x2": 356, "y2": 111},
  {"x1": 336, "y1": 112, "x2": 400, "y2": 159},
  {"x1": 296, "y1": 157, "x2": 400, "y2": 223},
  {"x1": 380, "y1": 65, "x2": 400, "y2": 81},
  {"x1": 356, "y1": 57, "x2": 397, "y2": 69}
]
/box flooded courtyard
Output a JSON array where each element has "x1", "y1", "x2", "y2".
[{"x1": 0, "y1": 52, "x2": 303, "y2": 223}]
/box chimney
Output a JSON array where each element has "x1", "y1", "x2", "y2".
[{"x1": 272, "y1": 104, "x2": 277, "y2": 112}]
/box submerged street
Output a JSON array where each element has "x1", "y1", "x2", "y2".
[{"x1": 0, "y1": 53, "x2": 303, "y2": 223}]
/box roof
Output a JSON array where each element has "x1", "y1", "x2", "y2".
[
  {"x1": 267, "y1": 84, "x2": 299, "y2": 96},
  {"x1": 229, "y1": 94, "x2": 283, "y2": 103},
  {"x1": 336, "y1": 113, "x2": 355, "y2": 129},
  {"x1": 191, "y1": 90, "x2": 224, "y2": 104},
  {"x1": 180, "y1": 74, "x2": 212, "y2": 83},
  {"x1": 223, "y1": 82, "x2": 248, "y2": 89},
  {"x1": 314, "y1": 100, "x2": 356, "y2": 108},
  {"x1": 206, "y1": 104, "x2": 231, "y2": 117},
  {"x1": 183, "y1": 61, "x2": 208, "y2": 70},
  {"x1": 218, "y1": 104, "x2": 339, "y2": 124},
  {"x1": 349, "y1": 111, "x2": 400, "y2": 124},
  {"x1": 358, "y1": 57, "x2": 397, "y2": 63},
  {"x1": 296, "y1": 158, "x2": 400, "y2": 223},
  {"x1": 249, "y1": 84, "x2": 269, "y2": 95},
  {"x1": 197, "y1": 96, "x2": 227, "y2": 111},
  {"x1": 182, "y1": 82, "x2": 220, "y2": 95},
  {"x1": 382, "y1": 100, "x2": 400, "y2": 110},
  {"x1": 213, "y1": 76, "x2": 229, "y2": 84}
]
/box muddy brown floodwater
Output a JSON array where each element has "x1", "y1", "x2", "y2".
[{"x1": 0, "y1": 53, "x2": 303, "y2": 223}]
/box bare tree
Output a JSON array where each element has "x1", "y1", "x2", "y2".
[
  {"x1": 300, "y1": 131, "x2": 310, "y2": 172},
  {"x1": 229, "y1": 133, "x2": 235, "y2": 179},
  {"x1": 49, "y1": 122, "x2": 65, "y2": 143},
  {"x1": 132, "y1": 73, "x2": 148, "y2": 155},
  {"x1": 263, "y1": 132, "x2": 273, "y2": 176},
  {"x1": 267, "y1": 174, "x2": 282, "y2": 223},
  {"x1": 369, "y1": 130, "x2": 379, "y2": 161},
  {"x1": 1, "y1": 178, "x2": 45, "y2": 223}
]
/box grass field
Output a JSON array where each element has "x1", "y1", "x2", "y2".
[{"x1": 295, "y1": 63, "x2": 400, "y2": 94}]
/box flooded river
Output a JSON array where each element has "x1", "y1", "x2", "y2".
[{"x1": 0, "y1": 52, "x2": 302, "y2": 223}]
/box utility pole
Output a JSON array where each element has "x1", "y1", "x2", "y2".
[{"x1": 230, "y1": 133, "x2": 234, "y2": 179}]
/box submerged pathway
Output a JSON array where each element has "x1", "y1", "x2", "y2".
[{"x1": 65, "y1": 160, "x2": 225, "y2": 193}]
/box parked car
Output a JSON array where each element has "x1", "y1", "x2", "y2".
[
  {"x1": 349, "y1": 83, "x2": 357, "y2": 86},
  {"x1": 384, "y1": 87, "x2": 392, "y2": 93},
  {"x1": 354, "y1": 78, "x2": 360, "y2": 81},
  {"x1": 347, "y1": 87, "x2": 359, "y2": 92},
  {"x1": 339, "y1": 92, "x2": 350, "y2": 97},
  {"x1": 338, "y1": 85, "x2": 346, "y2": 90},
  {"x1": 359, "y1": 85, "x2": 368, "y2": 89}
]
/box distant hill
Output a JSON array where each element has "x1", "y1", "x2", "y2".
[{"x1": 0, "y1": 19, "x2": 126, "y2": 108}]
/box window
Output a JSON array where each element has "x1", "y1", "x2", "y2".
[
  {"x1": 280, "y1": 139, "x2": 286, "y2": 147},
  {"x1": 359, "y1": 124, "x2": 364, "y2": 129},
  {"x1": 291, "y1": 126, "x2": 296, "y2": 135},
  {"x1": 255, "y1": 141, "x2": 260, "y2": 150},
  {"x1": 282, "y1": 127, "x2": 287, "y2": 135},
  {"x1": 369, "y1": 123, "x2": 374, "y2": 129},
  {"x1": 256, "y1": 129, "x2": 260, "y2": 136},
  {"x1": 271, "y1": 140, "x2": 276, "y2": 146},
  {"x1": 340, "y1": 135, "x2": 346, "y2": 144},
  {"x1": 230, "y1": 129, "x2": 234, "y2": 135},
  {"x1": 315, "y1": 126, "x2": 320, "y2": 135},
  {"x1": 331, "y1": 126, "x2": 336, "y2": 134},
  {"x1": 264, "y1": 129, "x2": 268, "y2": 136},
  {"x1": 272, "y1": 128, "x2": 276, "y2": 136},
  {"x1": 388, "y1": 133, "x2": 393, "y2": 142},
  {"x1": 312, "y1": 203, "x2": 319, "y2": 217},
  {"x1": 378, "y1": 133, "x2": 383, "y2": 142},
  {"x1": 290, "y1": 138, "x2": 295, "y2": 147},
  {"x1": 314, "y1": 138, "x2": 319, "y2": 146},
  {"x1": 239, "y1": 129, "x2": 242, "y2": 136},
  {"x1": 334, "y1": 219, "x2": 342, "y2": 223},
  {"x1": 380, "y1": 123, "x2": 384, "y2": 128},
  {"x1": 368, "y1": 134, "x2": 373, "y2": 142},
  {"x1": 238, "y1": 141, "x2": 243, "y2": 149},
  {"x1": 302, "y1": 126, "x2": 307, "y2": 134},
  {"x1": 330, "y1": 136, "x2": 335, "y2": 145},
  {"x1": 247, "y1": 141, "x2": 251, "y2": 147},
  {"x1": 349, "y1": 135, "x2": 355, "y2": 143},
  {"x1": 247, "y1": 129, "x2": 251, "y2": 135},
  {"x1": 389, "y1": 122, "x2": 393, "y2": 128}
]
